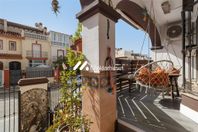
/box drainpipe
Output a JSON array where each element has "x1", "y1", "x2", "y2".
[
  {"x1": 21, "y1": 30, "x2": 24, "y2": 37},
  {"x1": 188, "y1": 11, "x2": 192, "y2": 91},
  {"x1": 196, "y1": 17, "x2": 198, "y2": 82},
  {"x1": 182, "y1": 11, "x2": 186, "y2": 91}
]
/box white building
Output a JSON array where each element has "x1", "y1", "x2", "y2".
[
  {"x1": 115, "y1": 48, "x2": 132, "y2": 58},
  {"x1": 115, "y1": 48, "x2": 149, "y2": 60},
  {"x1": 49, "y1": 31, "x2": 71, "y2": 62}
]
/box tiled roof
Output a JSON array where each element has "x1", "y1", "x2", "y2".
[
  {"x1": 0, "y1": 18, "x2": 43, "y2": 33},
  {"x1": 0, "y1": 30, "x2": 24, "y2": 39},
  {"x1": 0, "y1": 53, "x2": 22, "y2": 59}
]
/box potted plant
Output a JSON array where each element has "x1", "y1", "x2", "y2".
[{"x1": 47, "y1": 49, "x2": 91, "y2": 132}]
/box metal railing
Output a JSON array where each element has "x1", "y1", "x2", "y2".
[
  {"x1": 51, "y1": 41, "x2": 67, "y2": 47},
  {"x1": 26, "y1": 50, "x2": 48, "y2": 58},
  {"x1": 0, "y1": 51, "x2": 22, "y2": 55},
  {"x1": 52, "y1": 56, "x2": 64, "y2": 62},
  {"x1": 0, "y1": 86, "x2": 20, "y2": 132},
  {"x1": 52, "y1": 56, "x2": 58, "y2": 62},
  {"x1": 0, "y1": 83, "x2": 65, "y2": 132},
  {"x1": 26, "y1": 67, "x2": 53, "y2": 78},
  {"x1": 24, "y1": 31, "x2": 48, "y2": 40}
]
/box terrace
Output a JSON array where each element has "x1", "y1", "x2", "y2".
[
  {"x1": 0, "y1": 0, "x2": 198, "y2": 132},
  {"x1": 77, "y1": 0, "x2": 198, "y2": 131},
  {"x1": 116, "y1": 87, "x2": 198, "y2": 132}
]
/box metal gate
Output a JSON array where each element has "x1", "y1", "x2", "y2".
[
  {"x1": 9, "y1": 62, "x2": 21, "y2": 86},
  {"x1": 0, "y1": 83, "x2": 62, "y2": 132},
  {"x1": 0, "y1": 86, "x2": 20, "y2": 132},
  {"x1": 10, "y1": 70, "x2": 21, "y2": 86}
]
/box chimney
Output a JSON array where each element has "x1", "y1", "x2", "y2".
[
  {"x1": 21, "y1": 30, "x2": 24, "y2": 37},
  {"x1": 3, "y1": 19, "x2": 7, "y2": 32}
]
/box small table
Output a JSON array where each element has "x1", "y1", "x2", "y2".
[
  {"x1": 119, "y1": 74, "x2": 134, "y2": 92},
  {"x1": 168, "y1": 74, "x2": 180, "y2": 99}
]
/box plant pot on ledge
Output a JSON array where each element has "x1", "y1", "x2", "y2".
[{"x1": 71, "y1": 38, "x2": 82, "y2": 52}]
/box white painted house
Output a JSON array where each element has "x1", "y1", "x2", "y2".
[
  {"x1": 49, "y1": 31, "x2": 71, "y2": 62},
  {"x1": 115, "y1": 48, "x2": 149, "y2": 60}
]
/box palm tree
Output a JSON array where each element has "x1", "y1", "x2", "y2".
[
  {"x1": 51, "y1": 0, "x2": 60, "y2": 14},
  {"x1": 51, "y1": 0, "x2": 113, "y2": 14}
]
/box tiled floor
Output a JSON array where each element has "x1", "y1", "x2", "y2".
[{"x1": 117, "y1": 87, "x2": 198, "y2": 132}]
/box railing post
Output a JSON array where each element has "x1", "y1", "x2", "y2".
[
  {"x1": 18, "y1": 90, "x2": 21, "y2": 132},
  {"x1": 182, "y1": 10, "x2": 186, "y2": 91}
]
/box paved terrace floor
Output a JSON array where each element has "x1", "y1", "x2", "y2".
[{"x1": 116, "y1": 87, "x2": 198, "y2": 132}]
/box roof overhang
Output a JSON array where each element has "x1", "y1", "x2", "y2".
[{"x1": 79, "y1": 0, "x2": 162, "y2": 48}]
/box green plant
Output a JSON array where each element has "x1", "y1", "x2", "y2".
[
  {"x1": 47, "y1": 49, "x2": 91, "y2": 132},
  {"x1": 71, "y1": 23, "x2": 82, "y2": 43},
  {"x1": 53, "y1": 56, "x2": 67, "y2": 70}
]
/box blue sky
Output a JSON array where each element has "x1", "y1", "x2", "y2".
[{"x1": 0, "y1": 0, "x2": 149, "y2": 53}]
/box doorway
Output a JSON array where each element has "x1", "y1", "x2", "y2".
[{"x1": 9, "y1": 61, "x2": 21, "y2": 85}]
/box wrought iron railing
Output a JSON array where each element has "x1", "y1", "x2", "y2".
[
  {"x1": 26, "y1": 67, "x2": 53, "y2": 78},
  {"x1": 0, "y1": 86, "x2": 20, "y2": 132},
  {"x1": 26, "y1": 50, "x2": 48, "y2": 58},
  {"x1": 24, "y1": 31, "x2": 48, "y2": 40}
]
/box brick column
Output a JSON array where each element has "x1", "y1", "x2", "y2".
[{"x1": 77, "y1": 1, "x2": 120, "y2": 132}]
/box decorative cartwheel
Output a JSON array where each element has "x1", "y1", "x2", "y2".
[{"x1": 20, "y1": 88, "x2": 48, "y2": 132}]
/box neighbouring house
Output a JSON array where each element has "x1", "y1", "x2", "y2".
[
  {"x1": 0, "y1": 19, "x2": 51, "y2": 86},
  {"x1": 49, "y1": 31, "x2": 71, "y2": 62},
  {"x1": 115, "y1": 48, "x2": 150, "y2": 60}
]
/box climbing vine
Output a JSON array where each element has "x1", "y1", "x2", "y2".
[{"x1": 47, "y1": 49, "x2": 91, "y2": 132}]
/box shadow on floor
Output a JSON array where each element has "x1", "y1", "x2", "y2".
[
  {"x1": 159, "y1": 98, "x2": 181, "y2": 110},
  {"x1": 116, "y1": 87, "x2": 191, "y2": 132}
]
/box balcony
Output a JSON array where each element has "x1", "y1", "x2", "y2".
[
  {"x1": 52, "y1": 56, "x2": 65, "y2": 62},
  {"x1": 24, "y1": 31, "x2": 48, "y2": 40},
  {"x1": 0, "y1": 51, "x2": 22, "y2": 59},
  {"x1": 26, "y1": 50, "x2": 48, "y2": 60}
]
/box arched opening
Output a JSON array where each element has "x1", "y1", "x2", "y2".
[
  {"x1": 9, "y1": 61, "x2": 21, "y2": 85},
  {"x1": 9, "y1": 61, "x2": 21, "y2": 70},
  {"x1": 116, "y1": 0, "x2": 162, "y2": 50}
]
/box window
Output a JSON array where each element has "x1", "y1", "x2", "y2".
[
  {"x1": 57, "y1": 50, "x2": 64, "y2": 57},
  {"x1": 32, "y1": 44, "x2": 41, "y2": 58},
  {"x1": 58, "y1": 34, "x2": 62, "y2": 42},
  {"x1": 0, "y1": 40, "x2": 3, "y2": 50},
  {"x1": 9, "y1": 41, "x2": 16, "y2": 51},
  {"x1": 29, "y1": 60, "x2": 46, "y2": 67}
]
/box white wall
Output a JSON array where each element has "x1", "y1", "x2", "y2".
[
  {"x1": 151, "y1": 40, "x2": 184, "y2": 86},
  {"x1": 49, "y1": 31, "x2": 71, "y2": 62}
]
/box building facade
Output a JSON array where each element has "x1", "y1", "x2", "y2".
[
  {"x1": 115, "y1": 48, "x2": 150, "y2": 60},
  {"x1": 0, "y1": 19, "x2": 52, "y2": 86},
  {"x1": 49, "y1": 31, "x2": 71, "y2": 62},
  {"x1": 0, "y1": 19, "x2": 51, "y2": 70}
]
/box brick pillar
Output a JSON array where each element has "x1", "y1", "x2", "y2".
[{"x1": 77, "y1": 1, "x2": 120, "y2": 132}]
